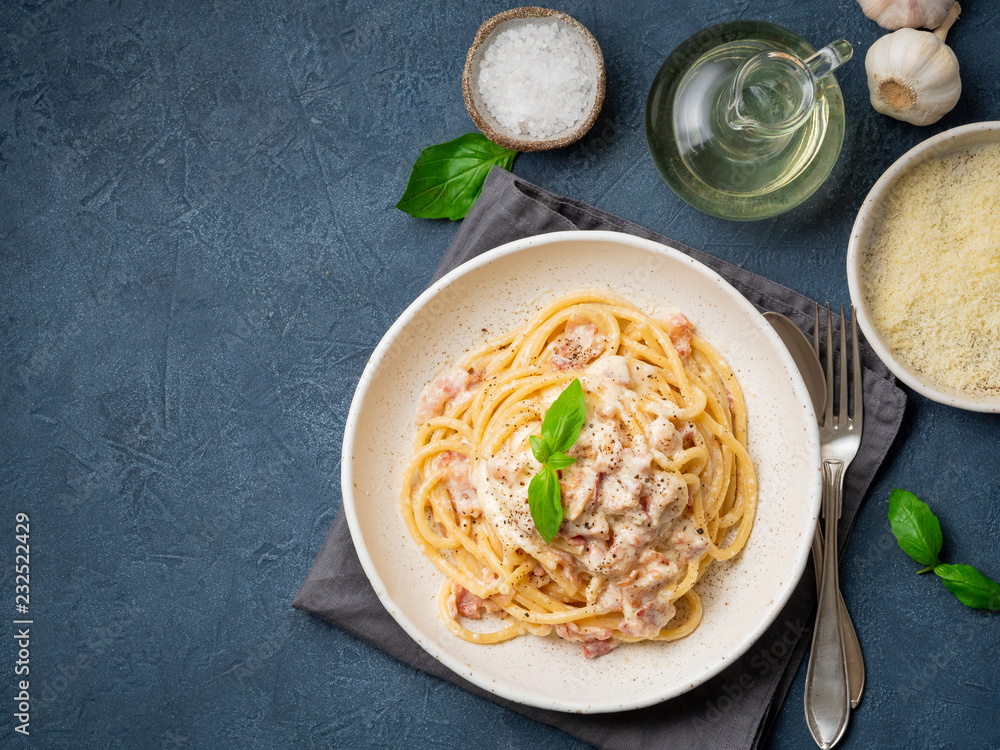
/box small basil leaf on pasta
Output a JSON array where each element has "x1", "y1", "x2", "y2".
[
  {"x1": 934, "y1": 564, "x2": 1000, "y2": 610},
  {"x1": 888, "y1": 488, "x2": 942, "y2": 567},
  {"x1": 546, "y1": 451, "x2": 576, "y2": 470},
  {"x1": 528, "y1": 465, "x2": 562, "y2": 544},
  {"x1": 529, "y1": 435, "x2": 550, "y2": 464},
  {"x1": 541, "y1": 378, "x2": 586, "y2": 455},
  {"x1": 395, "y1": 133, "x2": 518, "y2": 220}
]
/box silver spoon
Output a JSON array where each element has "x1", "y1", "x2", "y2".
[
  {"x1": 765, "y1": 311, "x2": 826, "y2": 417},
  {"x1": 764, "y1": 312, "x2": 865, "y2": 709}
]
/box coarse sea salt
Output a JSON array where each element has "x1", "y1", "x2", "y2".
[{"x1": 477, "y1": 20, "x2": 595, "y2": 140}]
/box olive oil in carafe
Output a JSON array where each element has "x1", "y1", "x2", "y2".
[
  {"x1": 645, "y1": 22, "x2": 851, "y2": 219},
  {"x1": 672, "y1": 41, "x2": 835, "y2": 196}
]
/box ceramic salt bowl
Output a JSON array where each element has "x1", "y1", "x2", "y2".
[{"x1": 462, "y1": 7, "x2": 606, "y2": 152}]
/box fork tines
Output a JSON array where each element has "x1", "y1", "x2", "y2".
[{"x1": 813, "y1": 303, "x2": 863, "y2": 431}]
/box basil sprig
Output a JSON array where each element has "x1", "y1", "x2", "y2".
[
  {"x1": 527, "y1": 378, "x2": 586, "y2": 544},
  {"x1": 888, "y1": 489, "x2": 1000, "y2": 610},
  {"x1": 395, "y1": 133, "x2": 517, "y2": 220}
]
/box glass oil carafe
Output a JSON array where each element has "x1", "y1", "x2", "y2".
[{"x1": 646, "y1": 22, "x2": 852, "y2": 220}]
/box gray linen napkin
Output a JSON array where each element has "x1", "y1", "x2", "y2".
[{"x1": 293, "y1": 168, "x2": 906, "y2": 749}]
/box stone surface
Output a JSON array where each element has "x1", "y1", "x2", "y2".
[{"x1": 1, "y1": 0, "x2": 998, "y2": 747}]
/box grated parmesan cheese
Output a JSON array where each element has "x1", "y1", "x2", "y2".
[{"x1": 862, "y1": 143, "x2": 1000, "y2": 394}]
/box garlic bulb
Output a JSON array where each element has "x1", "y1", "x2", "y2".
[
  {"x1": 857, "y1": 0, "x2": 956, "y2": 30},
  {"x1": 866, "y1": 3, "x2": 961, "y2": 125}
]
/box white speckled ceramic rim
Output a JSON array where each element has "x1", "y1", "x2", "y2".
[
  {"x1": 847, "y1": 121, "x2": 1000, "y2": 413},
  {"x1": 341, "y1": 230, "x2": 821, "y2": 713}
]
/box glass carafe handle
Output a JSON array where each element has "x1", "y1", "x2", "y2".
[{"x1": 806, "y1": 40, "x2": 854, "y2": 80}]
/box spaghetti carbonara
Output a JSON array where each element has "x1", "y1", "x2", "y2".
[{"x1": 401, "y1": 290, "x2": 757, "y2": 657}]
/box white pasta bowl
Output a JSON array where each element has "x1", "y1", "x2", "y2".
[
  {"x1": 846, "y1": 121, "x2": 1000, "y2": 412},
  {"x1": 342, "y1": 230, "x2": 821, "y2": 712}
]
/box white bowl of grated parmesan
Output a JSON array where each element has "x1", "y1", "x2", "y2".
[{"x1": 847, "y1": 121, "x2": 1000, "y2": 412}]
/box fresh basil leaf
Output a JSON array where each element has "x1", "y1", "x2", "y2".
[
  {"x1": 888, "y1": 488, "x2": 943, "y2": 567},
  {"x1": 526, "y1": 379, "x2": 584, "y2": 544},
  {"x1": 395, "y1": 133, "x2": 517, "y2": 220},
  {"x1": 546, "y1": 451, "x2": 576, "y2": 470},
  {"x1": 934, "y1": 564, "x2": 1000, "y2": 610},
  {"x1": 528, "y1": 464, "x2": 562, "y2": 544},
  {"x1": 541, "y1": 378, "x2": 587, "y2": 455},
  {"x1": 529, "y1": 435, "x2": 550, "y2": 464}
]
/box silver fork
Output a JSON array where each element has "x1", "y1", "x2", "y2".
[
  {"x1": 804, "y1": 304, "x2": 864, "y2": 750},
  {"x1": 811, "y1": 307, "x2": 866, "y2": 711}
]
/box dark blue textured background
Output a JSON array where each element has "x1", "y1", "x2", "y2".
[{"x1": 2, "y1": 0, "x2": 999, "y2": 747}]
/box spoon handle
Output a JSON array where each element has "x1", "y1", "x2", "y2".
[
  {"x1": 804, "y1": 460, "x2": 850, "y2": 749},
  {"x1": 811, "y1": 528, "x2": 865, "y2": 708},
  {"x1": 841, "y1": 591, "x2": 865, "y2": 709}
]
